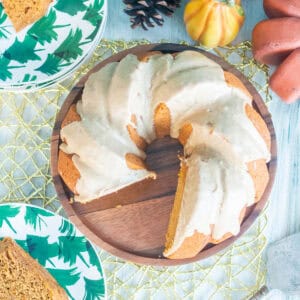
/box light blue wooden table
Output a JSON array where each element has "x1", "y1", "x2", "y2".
[{"x1": 104, "y1": 0, "x2": 300, "y2": 246}]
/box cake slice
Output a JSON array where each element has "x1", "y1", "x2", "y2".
[
  {"x1": 0, "y1": 237, "x2": 68, "y2": 300},
  {"x1": 163, "y1": 73, "x2": 271, "y2": 259},
  {"x1": 2, "y1": 0, "x2": 52, "y2": 32}
]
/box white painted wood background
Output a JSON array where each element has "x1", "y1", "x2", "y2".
[{"x1": 103, "y1": 0, "x2": 300, "y2": 244}]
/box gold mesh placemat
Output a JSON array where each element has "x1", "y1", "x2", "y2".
[{"x1": 0, "y1": 40, "x2": 271, "y2": 299}]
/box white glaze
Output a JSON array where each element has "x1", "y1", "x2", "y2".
[
  {"x1": 163, "y1": 144, "x2": 255, "y2": 257},
  {"x1": 163, "y1": 127, "x2": 256, "y2": 257},
  {"x1": 60, "y1": 51, "x2": 270, "y2": 253},
  {"x1": 60, "y1": 120, "x2": 152, "y2": 203},
  {"x1": 181, "y1": 91, "x2": 270, "y2": 162}
]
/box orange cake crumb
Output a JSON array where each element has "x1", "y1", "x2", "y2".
[
  {"x1": 2, "y1": 0, "x2": 52, "y2": 32},
  {"x1": 0, "y1": 237, "x2": 68, "y2": 299}
]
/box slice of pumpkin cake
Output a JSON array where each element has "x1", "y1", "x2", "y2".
[
  {"x1": 2, "y1": 0, "x2": 52, "y2": 32},
  {"x1": 0, "y1": 237, "x2": 68, "y2": 300}
]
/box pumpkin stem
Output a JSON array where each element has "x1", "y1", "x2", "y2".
[{"x1": 217, "y1": 0, "x2": 236, "y2": 6}]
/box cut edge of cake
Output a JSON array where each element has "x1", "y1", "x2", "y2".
[
  {"x1": 2, "y1": 0, "x2": 53, "y2": 32},
  {"x1": 0, "y1": 237, "x2": 68, "y2": 299}
]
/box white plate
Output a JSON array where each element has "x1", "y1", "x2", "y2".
[
  {"x1": 0, "y1": 203, "x2": 106, "y2": 300},
  {"x1": 0, "y1": 0, "x2": 107, "y2": 91}
]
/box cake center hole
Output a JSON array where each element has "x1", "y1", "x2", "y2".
[{"x1": 145, "y1": 136, "x2": 183, "y2": 190}]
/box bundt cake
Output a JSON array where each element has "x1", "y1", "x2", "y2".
[
  {"x1": 58, "y1": 50, "x2": 271, "y2": 259},
  {"x1": 2, "y1": 0, "x2": 52, "y2": 32},
  {"x1": 0, "y1": 237, "x2": 68, "y2": 299}
]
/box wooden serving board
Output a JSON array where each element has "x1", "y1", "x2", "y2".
[{"x1": 51, "y1": 44, "x2": 277, "y2": 266}]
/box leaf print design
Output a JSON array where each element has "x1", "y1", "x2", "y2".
[
  {"x1": 37, "y1": 28, "x2": 83, "y2": 74},
  {"x1": 15, "y1": 239, "x2": 29, "y2": 252},
  {"x1": 85, "y1": 25, "x2": 99, "y2": 42},
  {"x1": 0, "y1": 4, "x2": 6, "y2": 22},
  {"x1": 83, "y1": 0, "x2": 104, "y2": 27},
  {"x1": 22, "y1": 73, "x2": 37, "y2": 83},
  {"x1": 26, "y1": 235, "x2": 59, "y2": 266},
  {"x1": 28, "y1": 10, "x2": 58, "y2": 45},
  {"x1": 54, "y1": 28, "x2": 83, "y2": 62},
  {"x1": 58, "y1": 236, "x2": 89, "y2": 267},
  {"x1": 0, "y1": 206, "x2": 20, "y2": 233},
  {"x1": 83, "y1": 277, "x2": 105, "y2": 300},
  {"x1": 86, "y1": 242, "x2": 102, "y2": 273},
  {"x1": 0, "y1": 0, "x2": 107, "y2": 88},
  {"x1": 35, "y1": 54, "x2": 64, "y2": 75},
  {"x1": 0, "y1": 56, "x2": 23, "y2": 81},
  {"x1": 0, "y1": 56, "x2": 12, "y2": 81},
  {"x1": 0, "y1": 25, "x2": 10, "y2": 39},
  {"x1": 0, "y1": 204, "x2": 105, "y2": 299},
  {"x1": 0, "y1": 6, "x2": 9, "y2": 39},
  {"x1": 28, "y1": 10, "x2": 70, "y2": 46},
  {"x1": 24, "y1": 206, "x2": 53, "y2": 230},
  {"x1": 55, "y1": 0, "x2": 88, "y2": 16},
  {"x1": 83, "y1": 0, "x2": 104, "y2": 42},
  {"x1": 47, "y1": 268, "x2": 80, "y2": 299},
  {"x1": 59, "y1": 218, "x2": 76, "y2": 237},
  {"x1": 4, "y1": 36, "x2": 41, "y2": 63}
]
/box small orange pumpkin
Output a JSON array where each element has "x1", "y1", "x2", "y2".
[{"x1": 184, "y1": 0, "x2": 245, "y2": 48}]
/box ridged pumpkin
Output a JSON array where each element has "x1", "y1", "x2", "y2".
[{"x1": 184, "y1": 0, "x2": 245, "y2": 48}]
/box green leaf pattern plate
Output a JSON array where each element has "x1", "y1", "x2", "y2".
[
  {"x1": 0, "y1": 0, "x2": 107, "y2": 92},
  {"x1": 0, "y1": 203, "x2": 106, "y2": 300}
]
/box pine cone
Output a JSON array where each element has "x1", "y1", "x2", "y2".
[{"x1": 123, "y1": 0, "x2": 180, "y2": 30}]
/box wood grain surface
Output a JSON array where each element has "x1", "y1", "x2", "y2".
[{"x1": 51, "y1": 44, "x2": 277, "y2": 266}]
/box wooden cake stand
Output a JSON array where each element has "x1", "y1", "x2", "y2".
[{"x1": 51, "y1": 44, "x2": 277, "y2": 266}]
